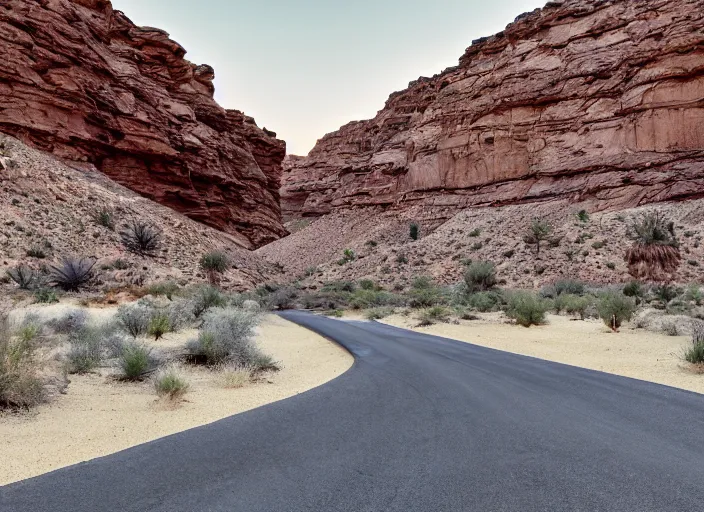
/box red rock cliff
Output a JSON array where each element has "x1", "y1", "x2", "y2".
[
  {"x1": 283, "y1": 0, "x2": 704, "y2": 220},
  {"x1": 0, "y1": 0, "x2": 286, "y2": 248}
]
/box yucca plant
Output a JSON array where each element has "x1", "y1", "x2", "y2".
[
  {"x1": 625, "y1": 212, "x2": 680, "y2": 281},
  {"x1": 199, "y1": 250, "x2": 230, "y2": 286},
  {"x1": 6, "y1": 265, "x2": 35, "y2": 290},
  {"x1": 50, "y1": 257, "x2": 96, "y2": 291},
  {"x1": 121, "y1": 219, "x2": 161, "y2": 256}
]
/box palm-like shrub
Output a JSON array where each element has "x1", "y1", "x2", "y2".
[
  {"x1": 121, "y1": 219, "x2": 161, "y2": 256},
  {"x1": 199, "y1": 251, "x2": 230, "y2": 285},
  {"x1": 625, "y1": 212, "x2": 680, "y2": 281},
  {"x1": 50, "y1": 257, "x2": 96, "y2": 291},
  {"x1": 6, "y1": 265, "x2": 35, "y2": 289}
]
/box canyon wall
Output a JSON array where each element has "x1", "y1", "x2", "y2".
[
  {"x1": 283, "y1": 0, "x2": 704, "y2": 220},
  {"x1": 0, "y1": 0, "x2": 286, "y2": 248}
]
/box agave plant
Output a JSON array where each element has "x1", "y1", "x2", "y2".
[
  {"x1": 6, "y1": 265, "x2": 36, "y2": 289},
  {"x1": 50, "y1": 257, "x2": 96, "y2": 291},
  {"x1": 625, "y1": 212, "x2": 680, "y2": 281},
  {"x1": 121, "y1": 219, "x2": 162, "y2": 256}
]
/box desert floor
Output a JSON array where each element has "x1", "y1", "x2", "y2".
[{"x1": 0, "y1": 310, "x2": 352, "y2": 485}]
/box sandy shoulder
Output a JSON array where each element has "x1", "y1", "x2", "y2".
[
  {"x1": 380, "y1": 313, "x2": 704, "y2": 394},
  {"x1": 0, "y1": 314, "x2": 352, "y2": 485}
]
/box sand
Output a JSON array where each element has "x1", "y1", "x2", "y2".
[
  {"x1": 0, "y1": 313, "x2": 352, "y2": 485},
  {"x1": 379, "y1": 312, "x2": 704, "y2": 394}
]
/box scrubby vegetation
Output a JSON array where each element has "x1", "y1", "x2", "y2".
[
  {"x1": 121, "y1": 219, "x2": 162, "y2": 256},
  {"x1": 6, "y1": 265, "x2": 35, "y2": 290},
  {"x1": 154, "y1": 365, "x2": 189, "y2": 399},
  {"x1": 200, "y1": 250, "x2": 230, "y2": 285},
  {"x1": 505, "y1": 291, "x2": 548, "y2": 327},
  {"x1": 625, "y1": 212, "x2": 680, "y2": 281},
  {"x1": 409, "y1": 222, "x2": 419, "y2": 241},
  {"x1": 523, "y1": 218, "x2": 553, "y2": 255},
  {"x1": 0, "y1": 313, "x2": 44, "y2": 409},
  {"x1": 597, "y1": 292, "x2": 636, "y2": 331}
]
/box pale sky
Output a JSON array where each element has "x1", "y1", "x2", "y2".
[{"x1": 111, "y1": 0, "x2": 545, "y2": 155}]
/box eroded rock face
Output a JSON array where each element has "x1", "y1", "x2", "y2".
[
  {"x1": 0, "y1": 0, "x2": 286, "y2": 248},
  {"x1": 283, "y1": 0, "x2": 704, "y2": 220}
]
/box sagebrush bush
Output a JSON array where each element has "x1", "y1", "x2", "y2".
[
  {"x1": 464, "y1": 261, "x2": 497, "y2": 293},
  {"x1": 622, "y1": 281, "x2": 643, "y2": 297},
  {"x1": 121, "y1": 219, "x2": 161, "y2": 256},
  {"x1": 200, "y1": 251, "x2": 229, "y2": 285},
  {"x1": 242, "y1": 300, "x2": 261, "y2": 312},
  {"x1": 148, "y1": 313, "x2": 171, "y2": 341},
  {"x1": 505, "y1": 291, "x2": 548, "y2": 327},
  {"x1": 50, "y1": 257, "x2": 96, "y2": 291},
  {"x1": 467, "y1": 291, "x2": 501, "y2": 312},
  {"x1": 350, "y1": 289, "x2": 399, "y2": 310},
  {"x1": 661, "y1": 320, "x2": 679, "y2": 336},
  {"x1": 119, "y1": 342, "x2": 154, "y2": 380},
  {"x1": 267, "y1": 287, "x2": 299, "y2": 310},
  {"x1": 147, "y1": 281, "x2": 180, "y2": 300},
  {"x1": 34, "y1": 288, "x2": 59, "y2": 304},
  {"x1": 186, "y1": 307, "x2": 262, "y2": 366},
  {"x1": 116, "y1": 303, "x2": 152, "y2": 338},
  {"x1": 6, "y1": 265, "x2": 35, "y2": 290},
  {"x1": 66, "y1": 324, "x2": 107, "y2": 373},
  {"x1": 652, "y1": 284, "x2": 678, "y2": 304},
  {"x1": 48, "y1": 309, "x2": 88, "y2": 334},
  {"x1": 154, "y1": 365, "x2": 189, "y2": 399},
  {"x1": 0, "y1": 313, "x2": 44, "y2": 409},
  {"x1": 190, "y1": 285, "x2": 227, "y2": 318},
  {"x1": 359, "y1": 279, "x2": 376, "y2": 291},
  {"x1": 542, "y1": 279, "x2": 585, "y2": 298},
  {"x1": 165, "y1": 299, "x2": 196, "y2": 331},
  {"x1": 407, "y1": 277, "x2": 445, "y2": 308},
  {"x1": 417, "y1": 306, "x2": 452, "y2": 326},
  {"x1": 597, "y1": 292, "x2": 636, "y2": 330},
  {"x1": 365, "y1": 307, "x2": 395, "y2": 320}
]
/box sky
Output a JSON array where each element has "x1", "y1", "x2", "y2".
[{"x1": 111, "y1": 0, "x2": 545, "y2": 155}]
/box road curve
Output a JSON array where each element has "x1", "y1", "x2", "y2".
[{"x1": 2, "y1": 311, "x2": 704, "y2": 511}]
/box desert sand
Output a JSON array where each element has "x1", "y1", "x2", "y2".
[
  {"x1": 380, "y1": 312, "x2": 704, "y2": 395},
  {"x1": 0, "y1": 313, "x2": 352, "y2": 485}
]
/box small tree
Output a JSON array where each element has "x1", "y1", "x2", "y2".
[
  {"x1": 409, "y1": 222, "x2": 419, "y2": 241},
  {"x1": 523, "y1": 218, "x2": 553, "y2": 256},
  {"x1": 625, "y1": 212, "x2": 680, "y2": 281},
  {"x1": 597, "y1": 292, "x2": 635, "y2": 332},
  {"x1": 200, "y1": 251, "x2": 229, "y2": 286}
]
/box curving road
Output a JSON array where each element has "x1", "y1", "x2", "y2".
[{"x1": 3, "y1": 311, "x2": 704, "y2": 511}]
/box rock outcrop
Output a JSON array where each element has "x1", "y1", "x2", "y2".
[
  {"x1": 282, "y1": 0, "x2": 704, "y2": 220},
  {"x1": 0, "y1": 0, "x2": 286, "y2": 248}
]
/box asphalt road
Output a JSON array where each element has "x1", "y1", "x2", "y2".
[{"x1": 3, "y1": 311, "x2": 704, "y2": 511}]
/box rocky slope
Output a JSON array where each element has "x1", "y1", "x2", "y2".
[
  {"x1": 0, "y1": 134, "x2": 280, "y2": 294},
  {"x1": 282, "y1": 0, "x2": 704, "y2": 220},
  {"x1": 0, "y1": 0, "x2": 286, "y2": 248}
]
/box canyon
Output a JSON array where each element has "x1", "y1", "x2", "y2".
[
  {"x1": 282, "y1": 0, "x2": 704, "y2": 221},
  {"x1": 0, "y1": 0, "x2": 285, "y2": 249}
]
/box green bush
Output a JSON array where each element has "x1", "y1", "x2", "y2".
[
  {"x1": 147, "y1": 314, "x2": 171, "y2": 341},
  {"x1": 153, "y1": 365, "x2": 189, "y2": 399},
  {"x1": 684, "y1": 322, "x2": 704, "y2": 364},
  {"x1": 119, "y1": 343, "x2": 154, "y2": 380},
  {"x1": 562, "y1": 295, "x2": 591, "y2": 320},
  {"x1": 26, "y1": 246, "x2": 47, "y2": 259},
  {"x1": 417, "y1": 306, "x2": 452, "y2": 326},
  {"x1": 464, "y1": 261, "x2": 497, "y2": 293},
  {"x1": 186, "y1": 307, "x2": 263, "y2": 366},
  {"x1": 407, "y1": 280, "x2": 445, "y2": 308},
  {"x1": 200, "y1": 250, "x2": 230, "y2": 285},
  {"x1": 147, "y1": 281, "x2": 180, "y2": 300},
  {"x1": 685, "y1": 284, "x2": 703, "y2": 306},
  {"x1": 116, "y1": 303, "x2": 152, "y2": 338},
  {"x1": 66, "y1": 324, "x2": 114, "y2": 373},
  {"x1": 34, "y1": 288, "x2": 59, "y2": 304},
  {"x1": 359, "y1": 279, "x2": 376, "y2": 290},
  {"x1": 505, "y1": 291, "x2": 548, "y2": 327},
  {"x1": 191, "y1": 285, "x2": 227, "y2": 318},
  {"x1": 467, "y1": 291, "x2": 501, "y2": 312},
  {"x1": 622, "y1": 281, "x2": 643, "y2": 298},
  {"x1": 322, "y1": 281, "x2": 356, "y2": 293},
  {"x1": 92, "y1": 207, "x2": 115, "y2": 230},
  {"x1": 469, "y1": 228, "x2": 481, "y2": 237},
  {"x1": 337, "y1": 249, "x2": 356, "y2": 265},
  {"x1": 267, "y1": 287, "x2": 299, "y2": 310},
  {"x1": 577, "y1": 210, "x2": 589, "y2": 223},
  {"x1": 597, "y1": 292, "x2": 636, "y2": 330},
  {"x1": 350, "y1": 289, "x2": 399, "y2": 310},
  {"x1": 543, "y1": 279, "x2": 586, "y2": 298},
  {"x1": 409, "y1": 223, "x2": 419, "y2": 241},
  {"x1": 652, "y1": 284, "x2": 678, "y2": 304},
  {"x1": 365, "y1": 307, "x2": 395, "y2": 320}
]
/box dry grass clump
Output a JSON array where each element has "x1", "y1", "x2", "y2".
[
  {"x1": 153, "y1": 365, "x2": 189, "y2": 400},
  {"x1": 685, "y1": 321, "x2": 704, "y2": 365},
  {"x1": 218, "y1": 364, "x2": 253, "y2": 389}
]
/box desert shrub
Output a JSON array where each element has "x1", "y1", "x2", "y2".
[
  {"x1": 577, "y1": 210, "x2": 589, "y2": 223},
  {"x1": 337, "y1": 249, "x2": 356, "y2": 265},
  {"x1": 200, "y1": 250, "x2": 230, "y2": 285},
  {"x1": 622, "y1": 281, "x2": 643, "y2": 297},
  {"x1": 559, "y1": 294, "x2": 591, "y2": 320},
  {"x1": 685, "y1": 285, "x2": 703, "y2": 306},
  {"x1": 469, "y1": 228, "x2": 481, "y2": 237},
  {"x1": 652, "y1": 284, "x2": 678, "y2": 304},
  {"x1": 241, "y1": 300, "x2": 261, "y2": 313},
  {"x1": 350, "y1": 289, "x2": 400, "y2": 310},
  {"x1": 455, "y1": 307, "x2": 480, "y2": 321},
  {"x1": 359, "y1": 279, "x2": 376, "y2": 290},
  {"x1": 147, "y1": 313, "x2": 171, "y2": 341},
  {"x1": 34, "y1": 288, "x2": 59, "y2": 304},
  {"x1": 48, "y1": 309, "x2": 88, "y2": 335},
  {"x1": 112, "y1": 259, "x2": 130, "y2": 270},
  {"x1": 154, "y1": 365, "x2": 189, "y2": 399},
  {"x1": 597, "y1": 292, "x2": 636, "y2": 330},
  {"x1": 464, "y1": 261, "x2": 497, "y2": 293},
  {"x1": 301, "y1": 290, "x2": 352, "y2": 311},
  {"x1": 409, "y1": 222, "x2": 419, "y2": 240},
  {"x1": 625, "y1": 212, "x2": 680, "y2": 281},
  {"x1": 147, "y1": 281, "x2": 180, "y2": 300},
  {"x1": 186, "y1": 307, "x2": 262, "y2": 366},
  {"x1": 365, "y1": 307, "x2": 395, "y2": 320},
  {"x1": 326, "y1": 309, "x2": 344, "y2": 318},
  {"x1": 543, "y1": 279, "x2": 586, "y2": 298},
  {"x1": 467, "y1": 291, "x2": 501, "y2": 312},
  {"x1": 92, "y1": 207, "x2": 115, "y2": 230},
  {"x1": 417, "y1": 306, "x2": 452, "y2": 326},
  {"x1": 190, "y1": 285, "x2": 227, "y2": 318},
  {"x1": 66, "y1": 325, "x2": 106, "y2": 373},
  {"x1": 219, "y1": 364, "x2": 251, "y2": 389},
  {"x1": 50, "y1": 257, "x2": 96, "y2": 291},
  {"x1": 267, "y1": 286, "x2": 299, "y2": 310},
  {"x1": 684, "y1": 322, "x2": 704, "y2": 364},
  {"x1": 592, "y1": 240, "x2": 606, "y2": 250},
  {"x1": 661, "y1": 320, "x2": 679, "y2": 336},
  {"x1": 121, "y1": 219, "x2": 161, "y2": 256},
  {"x1": 26, "y1": 246, "x2": 47, "y2": 259},
  {"x1": 6, "y1": 265, "x2": 35, "y2": 289},
  {"x1": 396, "y1": 253, "x2": 408, "y2": 264},
  {"x1": 407, "y1": 278, "x2": 445, "y2": 308},
  {"x1": 116, "y1": 303, "x2": 152, "y2": 338},
  {"x1": 119, "y1": 342, "x2": 154, "y2": 380},
  {"x1": 523, "y1": 218, "x2": 553, "y2": 255},
  {"x1": 505, "y1": 291, "x2": 548, "y2": 327},
  {"x1": 322, "y1": 281, "x2": 356, "y2": 293},
  {"x1": 0, "y1": 313, "x2": 44, "y2": 409}
]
